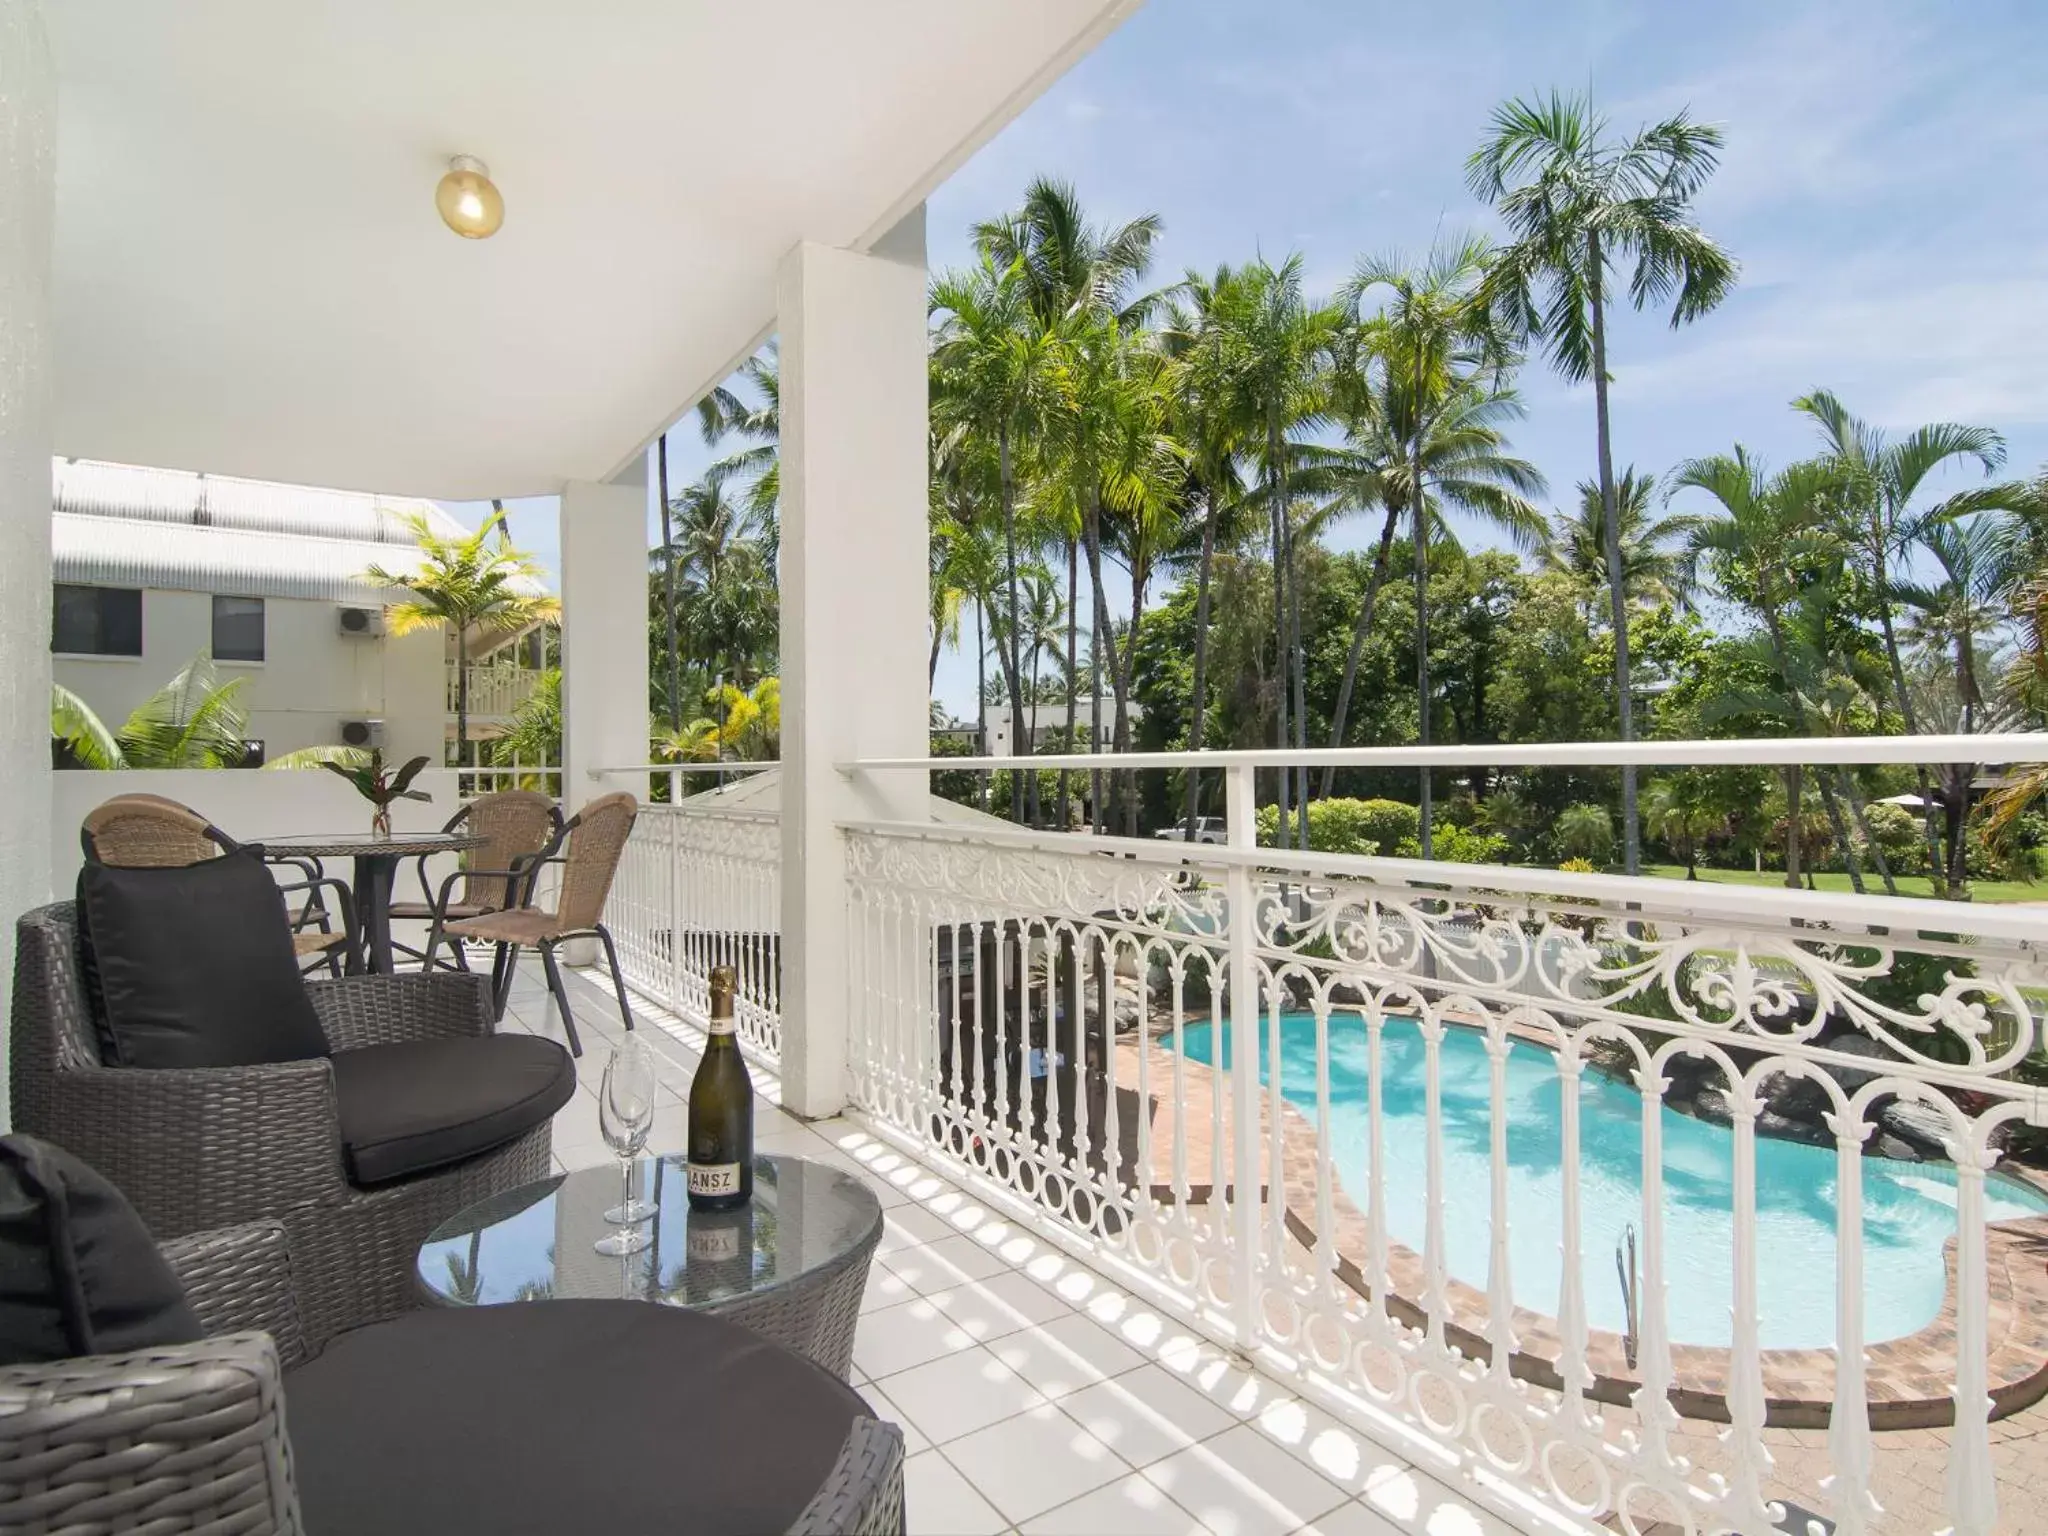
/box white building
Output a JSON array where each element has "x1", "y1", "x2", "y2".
[
  {"x1": 982, "y1": 695, "x2": 1138, "y2": 755},
  {"x1": 51, "y1": 458, "x2": 548, "y2": 766}
]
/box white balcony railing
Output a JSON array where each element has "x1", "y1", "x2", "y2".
[
  {"x1": 610, "y1": 800, "x2": 781, "y2": 1062},
  {"x1": 599, "y1": 736, "x2": 2048, "y2": 1536},
  {"x1": 447, "y1": 662, "x2": 542, "y2": 719}
]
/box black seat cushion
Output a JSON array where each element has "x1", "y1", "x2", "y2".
[
  {"x1": 0, "y1": 1135, "x2": 201, "y2": 1365},
  {"x1": 330, "y1": 1035, "x2": 574, "y2": 1186},
  {"x1": 77, "y1": 849, "x2": 329, "y2": 1068},
  {"x1": 285, "y1": 1300, "x2": 875, "y2": 1536}
]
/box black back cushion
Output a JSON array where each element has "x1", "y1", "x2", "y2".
[
  {"x1": 77, "y1": 848, "x2": 330, "y2": 1068},
  {"x1": 0, "y1": 1135, "x2": 201, "y2": 1364}
]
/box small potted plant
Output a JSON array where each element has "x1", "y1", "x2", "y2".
[{"x1": 322, "y1": 750, "x2": 433, "y2": 838}]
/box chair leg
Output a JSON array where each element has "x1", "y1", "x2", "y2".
[
  {"x1": 421, "y1": 917, "x2": 446, "y2": 974},
  {"x1": 489, "y1": 943, "x2": 521, "y2": 1023},
  {"x1": 539, "y1": 941, "x2": 582, "y2": 1058},
  {"x1": 596, "y1": 925, "x2": 635, "y2": 1033}
]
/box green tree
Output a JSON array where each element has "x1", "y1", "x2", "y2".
[
  {"x1": 695, "y1": 341, "x2": 782, "y2": 537},
  {"x1": 1470, "y1": 91, "x2": 1738, "y2": 874},
  {"x1": 51, "y1": 654, "x2": 254, "y2": 770},
  {"x1": 1794, "y1": 387, "x2": 2019, "y2": 890},
  {"x1": 1213, "y1": 254, "x2": 1341, "y2": 847},
  {"x1": 1541, "y1": 469, "x2": 1702, "y2": 614},
  {"x1": 1337, "y1": 238, "x2": 1544, "y2": 844},
  {"x1": 363, "y1": 509, "x2": 559, "y2": 771},
  {"x1": 1555, "y1": 802, "x2": 1615, "y2": 863},
  {"x1": 1641, "y1": 771, "x2": 1721, "y2": 879}
]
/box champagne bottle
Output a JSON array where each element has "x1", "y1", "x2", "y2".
[{"x1": 687, "y1": 964, "x2": 754, "y2": 1210}]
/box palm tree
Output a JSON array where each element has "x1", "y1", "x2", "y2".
[
  {"x1": 931, "y1": 254, "x2": 1050, "y2": 822},
  {"x1": 1338, "y1": 239, "x2": 1543, "y2": 843},
  {"x1": 656, "y1": 434, "x2": 681, "y2": 731},
  {"x1": 1794, "y1": 388, "x2": 2019, "y2": 892},
  {"x1": 1470, "y1": 91, "x2": 1738, "y2": 874},
  {"x1": 362, "y1": 510, "x2": 559, "y2": 772},
  {"x1": 1641, "y1": 771, "x2": 1721, "y2": 879},
  {"x1": 1157, "y1": 266, "x2": 1253, "y2": 835},
  {"x1": 695, "y1": 341, "x2": 782, "y2": 538},
  {"x1": 1675, "y1": 451, "x2": 1879, "y2": 890},
  {"x1": 51, "y1": 654, "x2": 254, "y2": 770},
  {"x1": 1212, "y1": 255, "x2": 1340, "y2": 847},
  {"x1": 974, "y1": 178, "x2": 1164, "y2": 829},
  {"x1": 1541, "y1": 469, "x2": 1702, "y2": 613},
  {"x1": 661, "y1": 463, "x2": 778, "y2": 705},
  {"x1": 1037, "y1": 311, "x2": 1182, "y2": 834}
]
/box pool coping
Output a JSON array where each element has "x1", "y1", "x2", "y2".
[{"x1": 1122, "y1": 1017, "x2": 2048, "y2": 1430}]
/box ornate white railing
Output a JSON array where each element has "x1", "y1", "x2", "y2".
[
  {"x1": 837, "y1": 754, "x2": 2048, "y2": 1536},
  {"x1": 448, "y1": 662, "x2": 543, "y2": 718},
  {"x1": 610, "y1": 801, "x2": 781, "y2": 1062},
  {"x1": 455, "y1": 752, "x2": 560, "y2": 802}
]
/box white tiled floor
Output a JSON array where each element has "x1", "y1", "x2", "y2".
[{"x1": 493, "y1": 960, "x2": 1527, "y2": 1536}]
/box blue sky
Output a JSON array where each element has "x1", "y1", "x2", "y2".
[{"x1": 455, "y1": 0, "x2": 2048, "y2": 718}]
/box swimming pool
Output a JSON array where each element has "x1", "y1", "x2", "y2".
[{"x1": 1171, "y1": 1012, "x2": 2048, "y2": 1349}]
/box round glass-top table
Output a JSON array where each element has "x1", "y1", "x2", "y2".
[
  {"x1": 416, "y1": 1154, "x2": 884, "y2": 1377},
  {"x1": 261, "y1": 830, "x2": 486, "y2": 974}
]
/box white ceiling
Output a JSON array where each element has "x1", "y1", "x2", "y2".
[{"x1": 43, "y1": 1, "x2": 1135, "y2": 499}]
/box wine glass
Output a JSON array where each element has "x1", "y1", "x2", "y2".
[{"x1": 593, "y1": 1037, "x2": 658, "y2": 1256}]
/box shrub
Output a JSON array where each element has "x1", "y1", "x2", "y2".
[
  {"x1": 1255, "y1": 797, "x2": 1419, "y2": 856},
  {"x1": 1557, "y1": 856, "x2": 1598, "y2": 874},
  {"x1": 1555, "y1": 803, "x2": 1614, "y2": 864},
  {"x1": 1859, "y1": 801, "x2": 1923, "y2": 874},
  {"x1": 1394, "y1": 824, "x2": 1509, "y2": 863}
]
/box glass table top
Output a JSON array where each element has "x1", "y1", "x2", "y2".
[{"x1": 416, "y1": 1154, "x2": 883, "y2": 1309}]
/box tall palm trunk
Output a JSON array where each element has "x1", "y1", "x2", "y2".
[
  {"x1": 1122, "y1": 545, "x2": 1149, "y2": 838},
  {"x1": 1090, "y1": 599, "x2": 1105, "y2": 835},
  {"x1": 1082, "y1": 492, "x2": 1131, "y2": 836},
  {"x1": 1323, "y1": 503, "x2": 1401, "y2": 797},
  {"x1": 1586, "y1": 232, "x2": 1640, "y2": 876},
  {"x1": 1060, "y1": 541, "x2": 1079, "y2": 829},
  {"x1": 976, "y1": 599, "x2": 990, "y2": 812},
  {"x1": 1267, "y1": 415, "x2": 1291, "y2": 847},
  {"x1": 1287, "y1": 505, "x2": 1308, "y2": 849},
  {"x1": 1839, "y1": 770, "x2": 1898, "y2": 895},
  {"x1": 1412, "y1": 462, "x2": 1432, "y2": 858},
  {"x1": 1182, "y1": 486, "x2": 1221, "y2": 834},
  {"x1": 1782, "y1": 765, "x2": 1803, "y2": 890},
  {"x1": 1760, "y1": 607, "x2": 1864, "y2": 892},
  {"x1": 997, "y1": 425, "x2": 1029, "y2": 824},
  {"x1": 1871, "y1": 538, "x2": 1946, "y2": 891},
  {"x1": 657, "y1": 443, "x2": 681, "y2": 732}
]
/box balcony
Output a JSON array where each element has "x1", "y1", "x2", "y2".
[
  {"x1": 593, "y1": 740, "x2": 2048, "y2": 1536},
  {"x1": 447, "y1": 661, "x2": 544, "y2": 722}
]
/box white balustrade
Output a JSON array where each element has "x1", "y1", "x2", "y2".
[
  {"x1": 609, "y1": 800, "x2": 782, "y2": 1062},
  {"x1": 830, "y1": 761, "x2": 2047, "y2": 1536},
  {"x1": 447, "y1": 662, "x2": 543, "y2": 719},
  {"x1": 586, "y1": 737, "x2": 2048, "y2": 1533}
]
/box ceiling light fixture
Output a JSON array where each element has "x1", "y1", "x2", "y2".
[{"x1": 435, "y1": 155, "x2": 504, "y2": 239}]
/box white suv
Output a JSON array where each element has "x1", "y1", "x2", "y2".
[{"x1": 1154, "y1": 816, "x2": 1227, "y2": 844}]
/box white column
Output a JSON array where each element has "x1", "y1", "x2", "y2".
[
  {"x1": 560, "y1": 478, "x2": 649, "y2": 813},
  {"x1": 777, "y1": 213, "x2": 929, "y2": 1118},
  {"x1": 0, "y1": 2, "x2": 56, "y2": 1127}
]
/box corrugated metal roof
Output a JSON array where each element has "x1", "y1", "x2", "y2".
[
  {"x1": 49, "y1": 458, "x2": 546, "y2": 605},
  {"x1": 52, "y1": 513, "x2": 436, "y2": 603},
  {"x1": 53, "y1": 458, "x2": 469, "y2": 543}
]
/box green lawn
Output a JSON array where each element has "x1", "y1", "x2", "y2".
[{"x1": 1638, "y1": 863, "x2": 2044, "y2": 905}]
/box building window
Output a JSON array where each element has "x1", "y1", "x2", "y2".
[
  {"x1": 212, "y1": 595, "x2": 265, "y2": 662},
  {"x1": 52, "y1": 584, "x2": 142, "y2": 656}
]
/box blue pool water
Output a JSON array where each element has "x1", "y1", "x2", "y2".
[{"x1": 1172, "y1": 1013, "x2": 2048, "y2": 1349}]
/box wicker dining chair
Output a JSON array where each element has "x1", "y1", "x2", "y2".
[
  {"x1": 443, "y1": 791, "x2": 637, "y2": 1056},
  {"x1": 80, "y1": 793, "x2": 356, "y2": 976},
  {"x1": 387, "y1": 789, "x2": 561, "y2": 972}
]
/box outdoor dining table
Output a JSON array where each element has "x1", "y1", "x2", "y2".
[{"x1": 261, "y1": 830, "x2": 486, "y2": 975}]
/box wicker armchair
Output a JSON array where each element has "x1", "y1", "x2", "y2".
[
  {"x1": 8, "y1": 902, "x2": 551, "y2": 1346},
  {"x1": 446, "y1": 791, "x2": 638, "y2": 1055},
  {"x1": 0, "y1": 1220, "x2": 905, "y2": 1536},
  {"x1": 81, "y1": 793, "x2": 356, "y2": 977}
]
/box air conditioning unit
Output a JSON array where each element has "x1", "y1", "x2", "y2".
[
  {"x1": 339, "y1": 718, "x2": 385, "y2": 750},
  {"x1": 338, "y1": 606, "x2": 385, "y2": 638}
]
